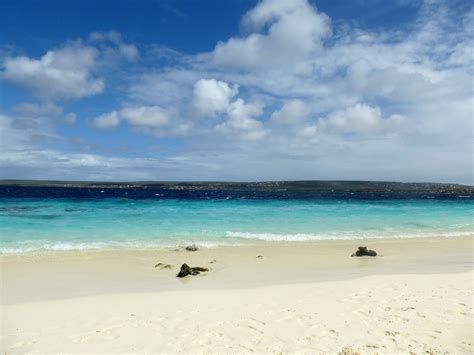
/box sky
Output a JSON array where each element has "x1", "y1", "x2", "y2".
[{"x1": 0, "y1": 0, "x2": 473, "y2": 183}]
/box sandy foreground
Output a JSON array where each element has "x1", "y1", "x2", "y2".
[{"x1": 1, "y1": 236, "x2": 473, "y2": 354}]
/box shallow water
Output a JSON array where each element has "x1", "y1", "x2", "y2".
[{"x1": 0, "y1": 186, "x2": 472, "y2": 253}]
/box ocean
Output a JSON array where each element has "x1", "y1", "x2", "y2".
[{"x1": 0, "y1": 185, "x2": 473, "y2": 253}]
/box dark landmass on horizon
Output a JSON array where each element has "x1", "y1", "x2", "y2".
[{"x1": 0, "y1": 179, "x2": 472, "y2": 193}]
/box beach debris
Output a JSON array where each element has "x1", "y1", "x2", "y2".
[
  {"x1": 154, "y1": 262, "x2": 174, "y2": 269},
  {"x1": 338, "y1": 347, "x2": 361, "y2": 355},
  {"x1": 351, "y1": 246, "x2": 377, "y2": 257},
  {"x1": 210, "y1": 259, "x2": 217, "y2": 264},
  {"x1": 177, "y1": 263, "x2": 209, "y2": 278},
  {"x1": 256, "y1": 255, "x2": 264, "y2": 259},
  {"x1": 185, "y1": 245, "x2": 199, "y2": 252},
  {"x1": 365, "y1": 344, "x2": 380, "y2": 349}
]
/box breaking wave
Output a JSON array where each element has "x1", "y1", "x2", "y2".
[
  {"x1": 1, "y1": 230, "x2": 472, "y2": 254},
  {"x1": 224, "y1": 230, "x2": 473, "y2": 241}
]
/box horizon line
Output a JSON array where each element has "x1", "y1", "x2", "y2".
[{"x1": 0, "y1": 178, "x2": 472, "y2": 187}]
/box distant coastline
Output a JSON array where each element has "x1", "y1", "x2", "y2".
[{"x1": 0, "y1": 179, "x2": 473, "y2": 193}]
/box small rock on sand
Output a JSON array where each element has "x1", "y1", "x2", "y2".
[
  {"x1": 176, "y1": 263, "x2": 209, "y2": 278},
  {"x1": 154, "y1": 263, "x2": 174, "y2": 269},
  {"x1": 351, "y1": 246, "x2": 377, "y2": 257},
  {"x1": 185, "y1": 245, "x2": 198, "y2": 252}
]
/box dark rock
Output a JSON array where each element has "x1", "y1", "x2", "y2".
[
  {"x1": 185, "y1": 245, "x2": 198, "y2": 252},
  {"x1": 177, "y1": 263, "x2": 193, "y2": 277},
  {"x1": 351, "y1": 246, "x2": 377, "y2": 257},
  {"x1": 256, "y1": 255, "x2": 264, "y2": 259},
  {"x1": 176, "y1": 263, "x2": 209, "y2": 278}
]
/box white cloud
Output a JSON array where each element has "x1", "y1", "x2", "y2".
[
  {"x1": 89, "y1": 30, "x2": 139, "y2": 61},
  {"x1": 226, "y1": 98, "x2": 263, "y2": 130},
  {"x1": 300, "y1": 103, "x2": 408, "y2": 137},
  {"x1": 190, "y1": 78, "x2": 238, "y2": 117},
  {"x1": 2, "y1": 31, "x2": 138, "y2": 104},
  {"x1": 92, "y1": 111, "x2": 121, "y2": 128},
  {"x1": 120, "y1": 106, "x2": 170, "y2": 127},
  {"x1": 298, "y1": 125, "x2": 318, "y2": 138},
  {"x1": 2, "y1": 42, "x2": 105, "y2": 100},
  {"x1": 211, "y1": 0, "x2": 331, "y2": 71},
  {"x1": 92, "y1": 105, "x2": 173, "y2": 132},
  {"x1": 128, "y1": 69, "x2": 201, "y2": 107},
  {"x1": 270, "y1": 99, "x2": 309, "y2": 125},
  {"x1": 216, "y1": 98, "x2": 266, "y2": 140}
]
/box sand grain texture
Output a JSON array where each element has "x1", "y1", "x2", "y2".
[{"x1": 2, "y1": 272, "x2": 473, "y2": 353}]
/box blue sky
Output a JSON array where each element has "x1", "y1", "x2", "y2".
[{"x1": 0, "y1": 0, "x2": 473, "y2": 183}]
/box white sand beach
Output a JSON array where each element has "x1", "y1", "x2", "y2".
[{"x1": 1, "y1": 236, "x2": 473, "y2": 353}]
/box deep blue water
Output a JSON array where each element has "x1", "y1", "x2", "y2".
[{"x1": 1, "y1": 185, "x2": 472, "y2": 200}]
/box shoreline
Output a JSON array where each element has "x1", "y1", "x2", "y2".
[{"x1": 1, "y1": 231, "x2": 473, "y2": 255}]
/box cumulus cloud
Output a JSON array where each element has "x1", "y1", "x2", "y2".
[
  {"x1": 190, "y1": 78, "x2": 238, "y2": 118},
  {"x1": 92, "y1": 106, "x2": 174, "y2": 133},
  {"x1": 1, "y1": 31, "x2": 138, "y2": 103},
  {"x1": 120, "y1": 106, "x2": 170, "y2": 127},
  {"x1": 2, "y1": 42, "x2": 104, "y2": 100},
  {"x1": 211, "y1": 0, "x2": 331, "y2": 71}
]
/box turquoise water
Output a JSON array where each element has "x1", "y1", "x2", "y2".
[{"x1": 1, "y1": 197, "x2": 472, "y2": 253}]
